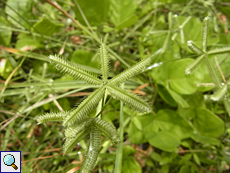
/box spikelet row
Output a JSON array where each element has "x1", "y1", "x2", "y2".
[
  {"x1": 80, "y1": 126, "x2": 101, "y2": 173},
  {"x1": 63, "y1": 86, "x2": 105, "y2": 126},
  {"x1": 93, "y1": 118, "x2": 120, "y2": 144},
  {"x1": 49, "y1": 55, "x2": 101, "y2": 85},
  {"x1": 65, "y1": 118, "x2": 93, "y2": 137},
  {"x1": 99, "y1": 43, "x2": 110, "y2": 82},
  {"x1": 63, "y1": 128, "x2": 91, "y2": 154},
  {"x1": 108, "y1": 49, "x2": 162, "y2": 85},
  {"x1": 36, "y1": 111, "x2": 67, "y2": 124},
  {"x1": 187, "y1": 41, "x2": 203, "y2": 55},
  {"x1": 106, "y1": 85, "x2": 150, "y2": 113},
  {"x1": 185, "y1": 55, "x2": 204, "y2": 75},
  {"x1": 108, "y1": 57, "x2": 151, "y2": 85},
  {"x1": 204, "y1": 84, "x2": 227, "y2": 101}
]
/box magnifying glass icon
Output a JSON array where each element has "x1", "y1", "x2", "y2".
[{"x1": 3, "y1": 154, "x2": 18, "y2": 170}]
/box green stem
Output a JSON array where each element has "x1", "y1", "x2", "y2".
[{"x1": 114, "y1": 84, "x2": 124, "y2": 173}]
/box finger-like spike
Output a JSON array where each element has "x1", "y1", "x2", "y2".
[
  {"x1": 99, "y1": 43, "x2": 110, "y2": 82},
  {"x1": 93, "y1": 118, "x2": 120, "y2": 144},
  {"x1": 106, "y1": 84, "x2": 150, "y2": 113},
  {"x1": 65, "y1": 118, "x2": 94, "y2": 137},
  {"x1": 80, "y1": 126, "x2": 101, "y2": 173},
  {"x1": 202, "y1": 17, "x2": 209, "y2": 52},
  {"x1": 36, "y1": 111, "x2": 67, "y2": 124},
  {"x1": 63, "y1": 128, "x2": 91, "y2": 155},
  {"x1": 49, "y1": 55, "x2": 101, "y2": 85},
  {"x1": 187, "y1": 41, "x2": 203, "y2": 55},
  {"x1": 185, "y1": 55, "x2": 204, "y2": 75},
  {"x1": 108, "y1": 49, "x2": 162, "y2": 85},
  {"x1": 63, "y1": 87, "x2": 105, "y2": 127}
]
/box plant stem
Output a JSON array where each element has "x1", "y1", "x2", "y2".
[{"x1": 114, "y1": 84, "x2": 124, "y2": 173}]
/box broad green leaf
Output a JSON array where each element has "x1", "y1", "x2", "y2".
[
  {"x1": 15, "y1": 33, "x2": 43, "y2": 50},
  {"x1": 145, "y1": 131, "x2": 180, "y2": 152},
  {"x1": 193, "y1": 108, "x2": 225, "y2": 137},
  {"x1": 175, "y1": 16, "x2": 202, "y2": 47},
  {"x1": 150, "y1": 61, "x2": 172, "y2": 86},
  {"x1": 151, "y1": 58, "x2": 205, "y2": 95},
  {"x1": 179, "y1": 165, "x2": 190, "y2": 173},
  {"x1": 193, "y1": 153, "x2": 200, "y2": 165},
  {"x1": 32, "y1": 15, "x2": 64, "y2": 36},
  {"x1": 129, "y1": 120, "x2": 146, "y2": 144},
  {"x1": 151, "y1": 152, "x2": 162, "y2": 162},
  {"x1": 167, "y1": 88, "x2": 190, "y2": 108},
  {"x1": 71, "y1": 49, "x2": 97, "y2": 68},
  {"x1": 169, "y1": 59, "x2": 198, "y2": 95},
  {"x1": 116, "y1": 14, "x2": 138, "y2": 30},
  {"x1": 0, "y1": 17, "x2": 12, "y2": 46},
  {"x1": 179, "y1": 154, "x2": 192, "y2": 165},
  {"x1": 147, "y1": 32, "x2": 181, "y2": 62},
  {"x1": 191, "y1": 132, "x2": 220, "y2": 145},
  {"x1": 73, "y1": 0, "x2": 110, "y2": 26},
  {"x1": 156, "y1": 84, "x2": 177, "y2": 107},
  {"x1": 156, "y1": 109, "x2": 193, "y2": 139},
  {"x1": 122, "y1": 157, "x2": 142, "y2": 173},
  {"x1": 129, "y1": 114, "x2": 154, "y2": 144},
  {"x1": 177, "y1": 92, "x2": 205, "y2": 121},
  {"x1": 123, "y1": 145, "x2": 136, "y2": 156},
  {"x1": 5, "y1": 0, "x2": 34, "y2": 29},
  {"x1": 132, "y1": 117, "x2": 142, "y2": 130},
  {"x1": 109, "y1": 0, "x2": 138, "y2": 27}
]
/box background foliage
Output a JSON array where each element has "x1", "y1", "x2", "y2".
[{"x1": 1, "y1": 0, "x2": 230, "y2": 172}]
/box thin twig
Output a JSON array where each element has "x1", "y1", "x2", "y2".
[
  {"x1": 48, "y1": 94, "x2": 63, "y2": 111},
  {"x1": 21, "y1": 153, "x2": 63, "y2": 163},
  {"x1": 0, "y1": 111, "x2": 25, "y2": 131},
  {"x1": 215, "y1": 56, "x2": 226, "y2": 83}
]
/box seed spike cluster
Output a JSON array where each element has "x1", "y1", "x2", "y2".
[
  {"x1": 185, "y1": 16, "x2": 230, "y2": 116},
  {"x1": 37, "y1": 42, "x2": 162, "y2": 172}
]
